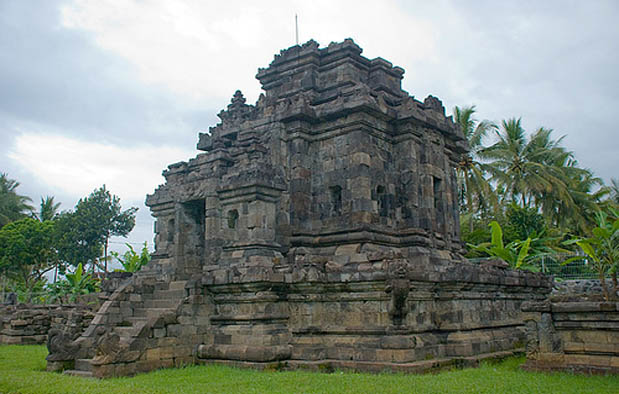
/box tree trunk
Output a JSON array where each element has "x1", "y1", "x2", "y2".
[
  {"x1": 599, "y1": 270, "x2": 610, "y2": 302},
  {"x1": 465, "y1": 176, "x2": 474, "y2": 233},
  {"x1": 104, "y1": 234, "x2": 109, "y2": 273},
  {"x1": 23, "y1": 273, "x2": 33, "y2": 303},
  {"x1": 612, "y1": 270, "x2": 618, "y2": 300},
  {"x1": 0, "y1": 275, "x2": 6, "y2": 302}
]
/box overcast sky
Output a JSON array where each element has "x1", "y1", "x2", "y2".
[{"x1": 1, "y1": 0, "x2": 618, "y2": 252}]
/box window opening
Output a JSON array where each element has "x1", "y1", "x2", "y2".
[
  {"x1": 329, "y1": 186, "x2": 342, "y2": 216},
  {"x1": 376, "y1": 185, "x2": 386, "y2": 215},
  {"x1": 167, "y1": 219, "x2": 175, "y2": 242},
  {"x1": 227, "y1": 209, "x2": 239, "y2": 229}
]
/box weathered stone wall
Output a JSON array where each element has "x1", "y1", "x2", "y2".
[
  {"x1": 552, "y1": 279, "x2": 618, "y2": 300},
  {"x1": 0, "y1": 304, "x2": 95, "y2": 345},
  {"x1": 195, "y1": 254, "x2": 550, "y2": 373},
  {"x1": 521, "y1": 299, "x2": 619, "y2": 374}
]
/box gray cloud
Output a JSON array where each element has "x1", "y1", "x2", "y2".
[
  {"x1": 0, "y1": 0, "x2": 217, "y2": 149},
  {"x1": 396, "y1": 1, "x2": 619, "y2": 181}
]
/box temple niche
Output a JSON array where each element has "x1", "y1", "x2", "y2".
[{"x1": 48, "y1": 39, "x2": 551, "y2": 378}]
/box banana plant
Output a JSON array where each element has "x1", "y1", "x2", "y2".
[
  {"x1": 47, "y1": 263, "x2": 99, "y2": 303},
  {"x1": 111, "y1": 242, "x2": 151, "y2": 273},
  {"x1": 563, "y1": 208, "x2": 619, "y2": 300},
  {"x1": 468, "y1": 221, "x2": 537, "y2": 270}
]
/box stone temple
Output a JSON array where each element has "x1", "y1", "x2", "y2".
[{"x1": 47, "y1": 39, "x2": 551, "y2": 377}]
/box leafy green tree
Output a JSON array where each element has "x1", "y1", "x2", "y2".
[
  {"x1": 504, "y1": 204, "x2": 546, "y2": 241},
  {"x1": 111, "y1": 242, "x2": 151, "y2": 273},
  {"x1": 54, "y1": 210, "x2": 100, "y2": 273},
  {"x1": 36, "y1": 195, "x2": 61, "y2": 222},
  {"x1": 0, "y1": 173, "x2": 33, "y2": 228},
  {"x1": 453, "y1": 106, "x2": 498, "y2": 227},
  {"x1": 0, "y1": 218, "x2": 57, "y2": 299},
  {"x1": 54, "y1": 186, "x2": 137, "y2": 273}
]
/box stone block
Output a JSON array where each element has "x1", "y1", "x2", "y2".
[
  {"x1": 166, "y1": 324, "x2": 182, "y2": 337},
  {"x1": 129, "y1": 294, "x2": 142, "y2": 302},
  {"x1": 10, "y1": 319, "x2": 28, "y2": 327},
  {"x1": 335, "y1": 244, "x2": 360, "y2": 256},
  {"x1": 145, "y1": 348, "x2": 161, "y2": 361}
]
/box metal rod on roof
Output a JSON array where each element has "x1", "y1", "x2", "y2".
[{"x1": 295, "y1": 14, "x2": 299, "y2": 45}]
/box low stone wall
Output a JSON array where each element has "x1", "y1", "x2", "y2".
[
  {"x1": 0, "y1": 304, "x2": 96, "y2": 345},
  {"x1": 521, "y1": 297, "x2": 619, "y2": 374},
  {"x1": 0, "y1": 273, "x2": 131, "y2": 347},
  {"x1": 552, "y1": 279, "x2": 618, "y2": 300}
]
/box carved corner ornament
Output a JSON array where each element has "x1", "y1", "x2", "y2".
[
  {"x1": 385, "y1": 259, "x2": 410, "y2": 325},
  {"x1": 46, "y1": 329, "x2": 79, "y2": 362}
]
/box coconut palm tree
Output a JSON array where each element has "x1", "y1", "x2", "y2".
[
  {"x1": 0, "y1": 173, "x2": 33, "y2": 228},
  {"x1": 537, "y1": 156, "x2": 604, "y2": 234},
  {"x1": 610, "y1": 178, "x2": 619, "y2": 205},
  {"x1": 480, "y1": 119, "x2": 573, "y2": 211},
  {"x1": 36, "y1": 196, "x2": 61, "y2": 222},
  {"x1": 453, "y1": 106, "x2": 498, "y2": 225}
]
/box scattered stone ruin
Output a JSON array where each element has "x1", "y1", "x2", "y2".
[
  {"x1": 521, "y1": 283, "x2": 619, "y2": 374},
  {"x1": 47, "y1": 39, "x2": 552, "y2": 378},
  {"x1": 1, "y1": 304, "x2": 94, "y2": 346}
]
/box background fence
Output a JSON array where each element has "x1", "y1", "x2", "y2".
[
  {"x1": 535, "y1": 254, "x2": 598, "y2": 280},
  {"x1": 468, "y1": 253, "x2": 598, "y2": 280}
]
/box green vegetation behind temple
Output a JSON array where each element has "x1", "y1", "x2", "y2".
[
  {"x1": 454, "y1": 105, "x2": 618, "y2": 279},
  {"x1": 0, "y1": 182, "x2": 140, "y2": 302}
]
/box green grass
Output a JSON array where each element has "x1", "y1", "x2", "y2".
[{"x1": 1, "y1": 345, "x2": 617, "y2": 393}]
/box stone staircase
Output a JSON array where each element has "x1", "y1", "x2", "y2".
[{"x1": 63, "y1": 274, "x2": 188, "y2": 378}]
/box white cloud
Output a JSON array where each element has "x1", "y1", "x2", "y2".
[
  {"x1": 59, "y1": 0, "x2": 438, "y2": 105},
  {"x1": 8, "y1": 133, "x2": 193, "y2": 203}
]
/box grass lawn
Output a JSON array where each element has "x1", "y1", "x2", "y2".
[{"x1": 1, "y1": 345, "x2": 617, "y2": 394}]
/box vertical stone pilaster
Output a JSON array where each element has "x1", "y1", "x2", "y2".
[{"x1": 289, "y1": 136, "x2": 312, "y2": 230}]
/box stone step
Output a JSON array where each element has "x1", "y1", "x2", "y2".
[
  {"x1": 133, "y1": 307, "x2": 173, "y2": 319},
  {"x1": 74, "y1": 358, "x2": 93, "y2": 372},
  {"x1": 113, "y1": 326, "x2": 135, "y2": 337},
  {"x1": 153, "y1": 289, "x2": 186, "y2": 299},
  {"x1": 136, "y1": 268, "x2": 158, "y2": 275},
  {"x1": 168, "y1": 280, "x2": 187, "y2": 290},
  {"x1": 143, "y1": 298, "x2": 179, "y2": 309},
  {"x1": 123, "y1": 316, "x2": 149, "y2": 324},
  {"x1": 63, "y1": 370, "x2": 94, "y2": 378}
]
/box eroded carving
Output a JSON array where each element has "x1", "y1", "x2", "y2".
[
  {"x1": 386, "y1": 260, "x2": 410, "y2": 325},
  {"x1": 46, "y1": 329, "x2": 79, "y2": 361}
]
